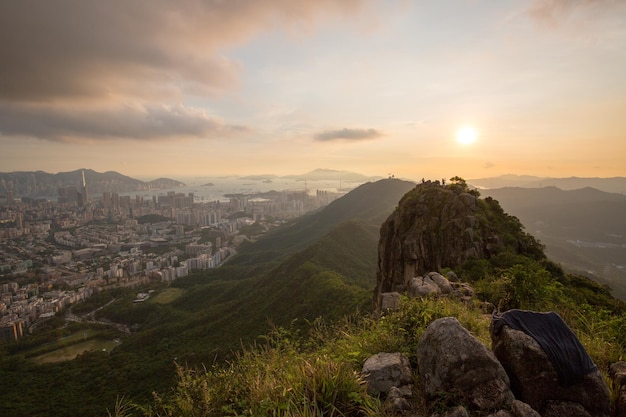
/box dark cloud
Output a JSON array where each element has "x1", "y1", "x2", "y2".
[
  {"x1": 0, "y1": 0, "x2": 366, "y2": 141},
  {"x1": 314, "y1": 128, "x2": 383, "y2": 142},
  {"x1": 0, "y1": 0, "x2": 365, "y2": 102},
  {"x1": 0, "y1": 102, "x2": 247, "y2": 142}
]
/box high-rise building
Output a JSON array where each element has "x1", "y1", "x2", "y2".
[
  {"x1": 6, "y1": 190, "x2": 14, "y2": 207},
  {"x1": 103, "y1": 192, "x2": 111, "y2": 210},
  {"x1": 80, "y1": 170, "x2": 88, "y2": 206},
  {"x1": 112, "y1": 193, "x2": 120, "y2": 211}
]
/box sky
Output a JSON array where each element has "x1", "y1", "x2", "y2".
[{"x1": 1, "y1": 0, "x2": 625, "y2": 181}]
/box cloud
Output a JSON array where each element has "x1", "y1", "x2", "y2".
[
  {"x1": 0, "y1": 1, "x2": 369, "y2": 142},
  {"x1": 314, "y1": 128, "x2": 383, "y2": 142},
  {"x1": 484, "y1": 162, "x2": 496, "y2": 169},
  {"x1": 0, "y1": 0, "x2": 367, "y2": 102},
  {"x1": 0, "y1": 102, "x2": 247, "y2": 142},
  {"x1": 526, "y1": 0, "x2": 624, "y2": 29}
]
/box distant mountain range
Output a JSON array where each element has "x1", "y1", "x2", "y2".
[
  {"x1": 0, "y1": 168, "x2": 384, "y2": 199},
  {"x1": 481, "y1": 186, "x2": 626, "y2": 299},
  {"x1": 0, "y1": 169, "x2": 186, "y2": 197},
  {"x1": 240, "y1": 168, "x2": 382, "y2": 182},
  {"x1": 469, "y1": 174, "x2": 626, "y2": 195}
]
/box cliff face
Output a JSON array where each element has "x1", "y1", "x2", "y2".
[{"x1": 374, "y1": 180, "x2": 544, "y2": 307}]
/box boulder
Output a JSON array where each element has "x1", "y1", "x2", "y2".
[
  {"x1": 491, "y1": 323, "x2": 610, "y2": 417},
  {"x1": 426, "y1": 271, "x2": 453, "y2": 294},
  {"x1": 417, "y1": 317, "x2": 514, "y2": 411},
  {"x1": 361, "y1": 352, "x2": 413, "y2": 396},
  {"x1": 408, "y1": 275, "x2": 440, "y2": 297},
  {"x1": 408, "y1": 272, "x2": 462, "y2": 299},
  {"x1": 386, "y1": 386, "x2": 411, "y2": 412},
  {"x1": 610, "y1": 362, "x2": 626, "y2": 417},
  {"x1": 379, "y1": 292, "x2": 401, "y2": 311},
  {"x1": 446, "y1": 270, "x2": 460, "y2": 282}
]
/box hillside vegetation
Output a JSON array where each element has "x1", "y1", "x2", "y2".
[
  {"x1": 0, "y1": 179, "x2": 415, "y2": 417},
  {"x1": 482, "y1": 186, "x2": 626, "y2": 299},
  {"x1": 2, "y1": 178, "x2": 624, "y2": 417},
  {"x1": 110, "y1": 179, "x2": 626, "y2": 417}
]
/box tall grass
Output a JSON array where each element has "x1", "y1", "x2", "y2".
[
  {"x1": 114, "y1": 294, "x2": 623, "y2": 416},
  {"x1": 134, "y1": 325, "x2": 380, "y2": 417}
]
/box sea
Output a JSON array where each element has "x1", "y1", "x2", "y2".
[{"x1": 124, "y1": 176, "x2": 365, "y2": 203}]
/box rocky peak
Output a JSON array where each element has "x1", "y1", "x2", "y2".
[{"x1": 374, "y1": 178, "x2": 544, "y2": 309}]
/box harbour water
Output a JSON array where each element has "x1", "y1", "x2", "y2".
[{"x1": 125, "y1": 177, "x2": 366, "y2": 203}]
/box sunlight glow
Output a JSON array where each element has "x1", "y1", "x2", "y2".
[{"x1": 456, "y1": 126, "x2": 478, "y2": 145}]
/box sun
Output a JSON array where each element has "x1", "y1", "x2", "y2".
[{"x1": 456, "y1": 126, "x2": 478, "y2": 145}]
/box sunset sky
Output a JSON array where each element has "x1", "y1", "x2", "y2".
[{"x1": 1, "y1": 0, "x2": 625, "y2": 181}]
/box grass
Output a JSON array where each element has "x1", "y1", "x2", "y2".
[
  {"x1": 111, "y1": 290, "x2": 625, "y2": 417},
  {"x1": 139, "y1": 336, "x2": 381, "y2": 417},
  {"x1": 113, "y1": 297, "x2": 489, "y2": 417},
  {"x1": 23, "y1": 329, "x2": 103, "y2": 357},
  {"x1": 151, "y1": 287, "x2": 185, "y2": 304},
  {"x1": 31, "y1": 338, "x2": 120, "y2": 363}
]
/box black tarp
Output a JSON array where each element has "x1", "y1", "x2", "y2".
[{"x1": 492, "y1": 309, "x2": 597, "y2": 386}]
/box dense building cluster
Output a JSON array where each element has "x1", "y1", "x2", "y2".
[{"x1": 0, "y1": 172, "x2": 340, "y2": 341}]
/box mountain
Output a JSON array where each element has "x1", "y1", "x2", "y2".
[
  {"x1": 481, "y1": 186, "x2": 626, "y2": 299},
  {"x1": 238, "y1": 174, "x2": 278, "y2": 181},
  {"x1": 4, "y1": 176, "x2": 626, "y2": 416},
  {"x1": 231, "y1": 178, "x2": 416, "y2": 264},
  {"x1": 282, "y1": 168, "x2": 382, "y2": 182},
  {"x1": 146, "y1": 177, "x2": 187, "y2": 189},
  {"x1": 375, "y1": 180, "x2": 546, "y2": 306},
  {"x1": 0, "y1": 169, "x2": 186, "y2": 197},
  {"x1": 110, "y1": 177, "x2": 626, "y2": 417},
  {"x1": 469, "y1": 174, "x2": 626, "y2": 195}
]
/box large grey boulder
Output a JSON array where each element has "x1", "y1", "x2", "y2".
[
  {"x1": 408, "y1": 275, "x2": 440, "y2": 297},
  {"x1": 491, "y1": 323, "x2": 610, "y2": 417},
  {"x1": 417, "y1": 317, "x2": 514, "y2": 411},
  {"x1": 426, "y1": 271, "x2": 453, "y2": 294},
  {"x1": 361, "y1": 352, "x2": 413, "y2": 396}
]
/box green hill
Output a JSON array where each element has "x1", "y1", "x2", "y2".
[
  {"x1": 482, "y1": 186, "x2": 626, "y2": 299},
  {"x1": 120, "y1": 179, "x2": 626, "y2": 417}
]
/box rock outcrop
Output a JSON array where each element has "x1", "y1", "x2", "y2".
[
  {"x1": 491, "y1": 320, "x2": 610, "y2": 417},
  {"x1": 374, "y1": 180, "x2": 544, "y2": 310},
  {"x1": 417, "y1": 317, "x2": 514, "y2": 411}
]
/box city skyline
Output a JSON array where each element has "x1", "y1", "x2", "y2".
[{"x1": 1, "y1": 1, "x2": 625, "y2": 180}]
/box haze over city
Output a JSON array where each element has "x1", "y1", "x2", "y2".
[{"x1": 1, "y1": 0, "x2": 625, "y2": 180}]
